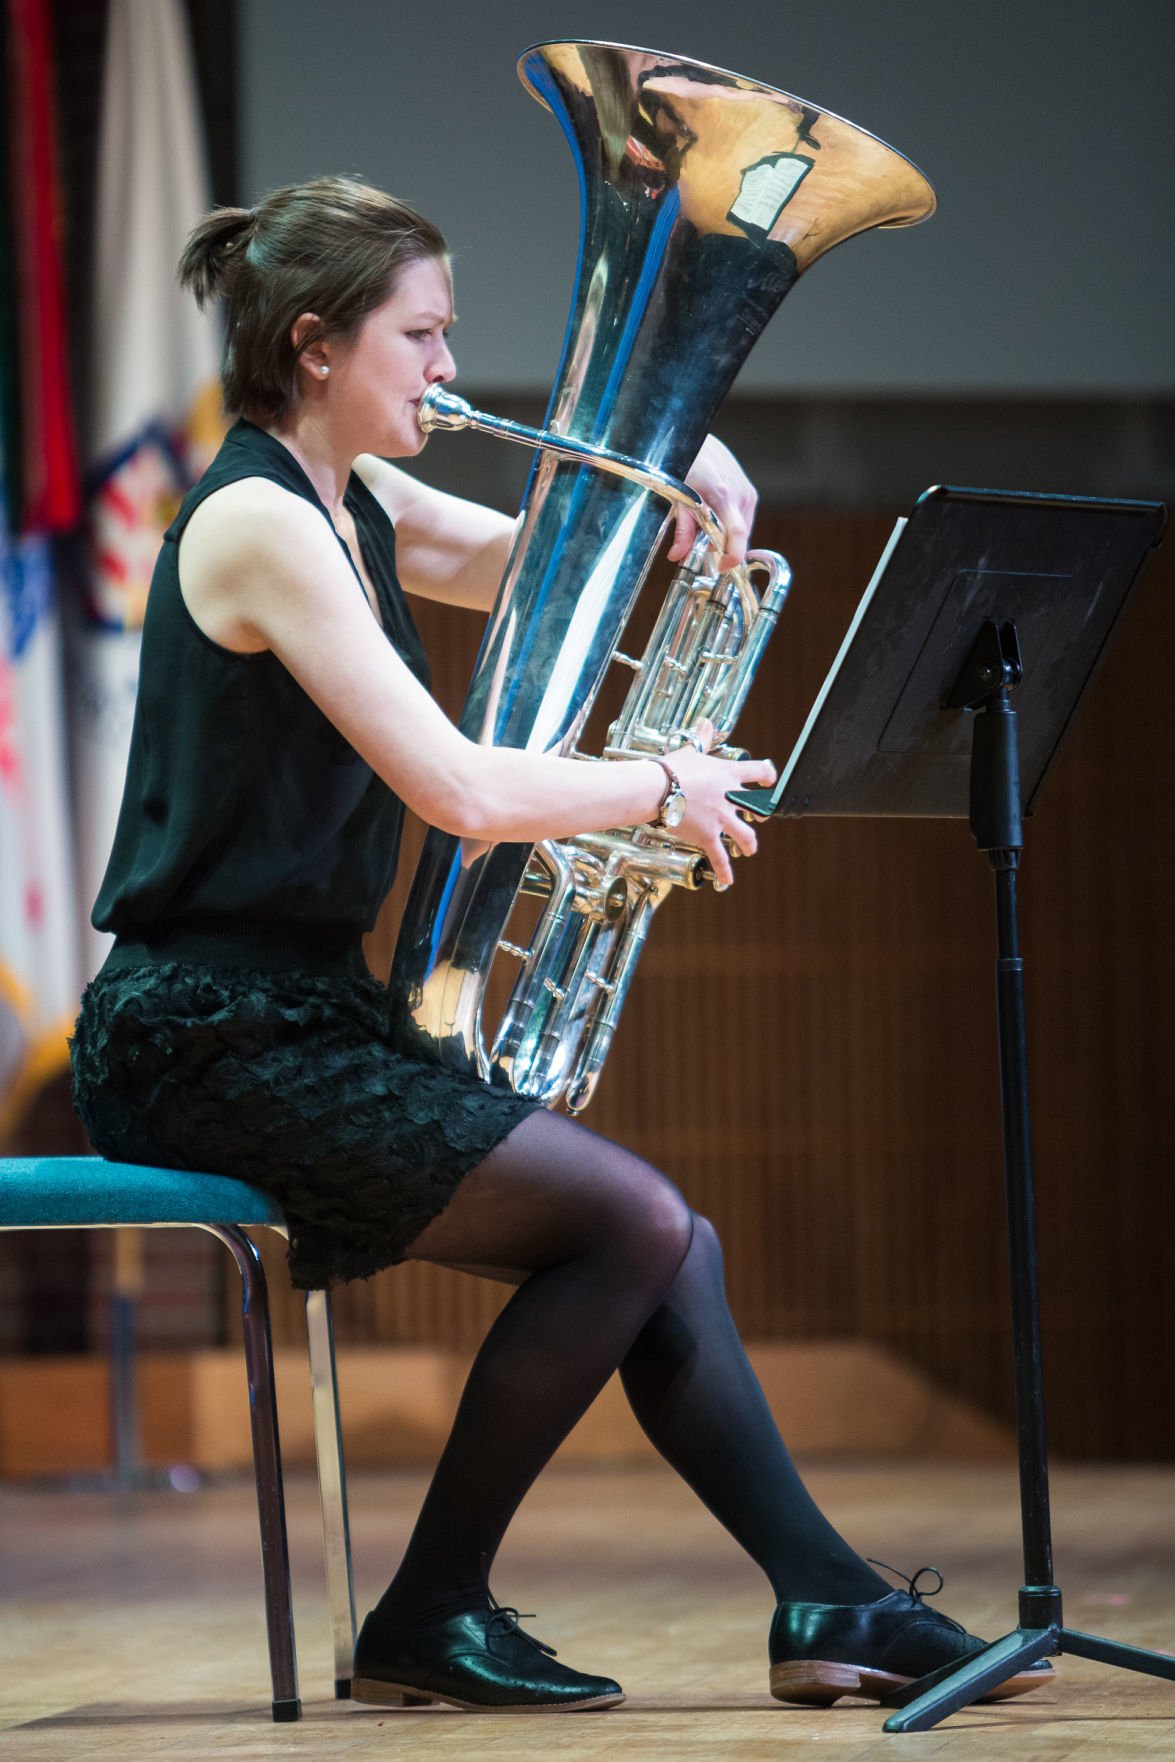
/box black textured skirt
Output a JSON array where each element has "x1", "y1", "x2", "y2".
[{"x1": 69, "y1": 947, "x2": 541, "y2": 1290}]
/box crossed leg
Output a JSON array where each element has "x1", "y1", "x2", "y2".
[{"x1": 374, "y1": 1108, "x2": 887, "y2": 1622}]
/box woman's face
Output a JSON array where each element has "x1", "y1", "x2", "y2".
[{"x1": 326, "y1": 254, "x2": 457, "y2": 457}]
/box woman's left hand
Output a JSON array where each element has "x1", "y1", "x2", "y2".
[{"x1": 671, "y1": 434, "x2": 759, "y2": 573}]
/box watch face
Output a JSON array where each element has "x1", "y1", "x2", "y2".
[{"x1": 663, "y1": 788, "x2": 686, "y2": 829}]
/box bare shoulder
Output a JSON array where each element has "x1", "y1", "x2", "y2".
[
  {"x1": 182, "y1": 474, "x2": 325, "y2": 561},
  {"x1": 179, "y1": 476, "x2": 352, "y2": 651}
]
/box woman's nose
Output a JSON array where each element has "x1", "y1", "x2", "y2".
[{"x1": 430, "y1": 340, "x2": 456, "y2": 383}]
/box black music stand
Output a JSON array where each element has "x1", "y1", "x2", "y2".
[{"x1": 733, "y1": 485, "x2": 1171, "y2": 1733}]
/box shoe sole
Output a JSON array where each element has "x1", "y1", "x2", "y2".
[
  {"x1": 769, "y1": 1660, "x2": 1051, "y2": 1708},
  {"x1": 351, "y1": 1676, "x2": 626, "y2": 1712}
]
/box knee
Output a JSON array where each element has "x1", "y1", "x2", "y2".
[
  {"x1": 615, "y1": 1165, "x2": 695, "y2": 1288},
  {"x1": 688, "y1": 1211, "x2": 726, "y2": 1281},
  {"x1": 689, "y1": 1211, "x2": 723, "y2": 1262}
]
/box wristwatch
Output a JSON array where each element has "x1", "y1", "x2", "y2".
[{"x1": 652, "y1": 757, "x2": 687, "y2": 830}]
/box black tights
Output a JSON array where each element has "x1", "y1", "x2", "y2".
[{"x1": 376, "y1": 1110, "x2": 889, "y2": 1624}]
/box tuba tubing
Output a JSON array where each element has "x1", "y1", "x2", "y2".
[{"x1": 419, "y1": 388, "x2": 728, "y2": 557}]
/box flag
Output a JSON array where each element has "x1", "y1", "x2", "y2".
[
  {"x1": 74, "y1": 0, "x2": 223, "y2": 981},
  {"x1": 0, "y1": 0, "x2": 82, "y2": 1137}
]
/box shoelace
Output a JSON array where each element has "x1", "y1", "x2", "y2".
[
  {"x1": 484, "y1": 1588, "x2": 558, "y2": 1658},
  {"x1": 866, "y1": 1558, "x2": 968, "y2": 1635}
]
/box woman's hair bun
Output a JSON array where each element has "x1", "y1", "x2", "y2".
[{"x1": 177, "y1": 206, "x2": 255, "y2": 307}]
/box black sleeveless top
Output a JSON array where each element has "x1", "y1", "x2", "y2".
[{"x1": 93, "y1": 420, "x2": 430, "y2": 949}]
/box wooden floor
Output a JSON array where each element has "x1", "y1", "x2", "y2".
[{"x1": 2, "y1": 1460, "x2": 1173, "y2": 1759}]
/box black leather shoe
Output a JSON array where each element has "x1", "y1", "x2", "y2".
[
  {"x1": 769, "y1": 1567, "x2": 1054, "y2": 1707},
  {"x1": 351, "y1": 1594, "x2": 625, "y2": 1711}
]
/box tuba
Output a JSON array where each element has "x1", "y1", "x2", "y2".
[{"x1": 390, "y1": 39, "x2": 935, "y2": 1110}]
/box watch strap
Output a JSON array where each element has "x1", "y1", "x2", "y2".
[{"x1": 652, "y1": 757, "x2": 684, "y2": 827}]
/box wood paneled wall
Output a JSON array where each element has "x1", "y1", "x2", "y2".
[{"x1": 248, "y1": 505, "x2": 1174, "y2": 1461}]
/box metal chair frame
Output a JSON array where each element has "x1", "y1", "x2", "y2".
[{"x1": 0, "y1": 1156, "x2": 357, "y2": 1724}]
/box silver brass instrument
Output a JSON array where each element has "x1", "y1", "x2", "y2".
[
  {"x1": 415, "y1": 384, "x2": 792, "y2": 1112},
  {"x1": 389, "y1": 39, "x2": 935, "y2": 1110}
]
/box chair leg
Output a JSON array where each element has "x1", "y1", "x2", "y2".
[
  {"x1": 305, "y1": 1288, "x2": 357, "y2": 1697},
  {"x1": 203, "y1": 1225, "x2": 301, "y2": 1723}
]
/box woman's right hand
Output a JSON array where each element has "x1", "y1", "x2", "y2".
[{"x1": 667, "y1": 719, "x2": 776, "y2": 890}]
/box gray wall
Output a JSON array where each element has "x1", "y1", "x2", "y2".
[{"x1": 238, "y1": 0, "x2": 1175, "y2": 397}]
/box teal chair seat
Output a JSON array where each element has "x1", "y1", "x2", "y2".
[
  {"x1": 0, "y1": 1157, "x2": 285, "y2": 1227},
  {"x1": 0, "y1": 1155, "x2": 356, "y2": 1723}
]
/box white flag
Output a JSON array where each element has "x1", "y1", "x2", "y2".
[{"x1": 75, "y1": 0, "x2": 223, "y2": 980}]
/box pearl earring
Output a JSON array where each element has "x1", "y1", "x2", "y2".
[{"x1": 319, "y1": 365, "x2": 330, "y2": 377}]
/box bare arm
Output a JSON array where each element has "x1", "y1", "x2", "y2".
[
  {"x1": 178, "y1": 478, "x2": 774, "y2": 885},
  {"x1": 354, "y1": 426, "x2": 761, "y2": 611},
  {"x1": 354, "y1": 454, "x2": 512, "y2": 612}
]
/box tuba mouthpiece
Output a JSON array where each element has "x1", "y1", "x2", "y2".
[{"x1": 418, "y1": 387, "x2": 474, "y2": 433}]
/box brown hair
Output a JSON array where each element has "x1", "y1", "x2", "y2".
[{"x1": 177, "y1": 175, "x2": 448, "y2": 421}]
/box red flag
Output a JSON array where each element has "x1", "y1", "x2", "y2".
[{"x1": 7, "y1": 0, "x2": 80, "y2": 535}]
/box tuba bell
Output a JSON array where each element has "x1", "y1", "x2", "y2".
[{"x1": 389, "y1": 39, "x2": 935, "y2": 1110}]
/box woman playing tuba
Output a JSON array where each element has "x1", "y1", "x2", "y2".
[{"x1": 70, "y1": 45, "x2": 1048, "y2": 1719}]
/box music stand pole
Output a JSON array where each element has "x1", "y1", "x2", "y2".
[{"x1": 882, "y1": 619, "x2": 1175, "y2": 1731}]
